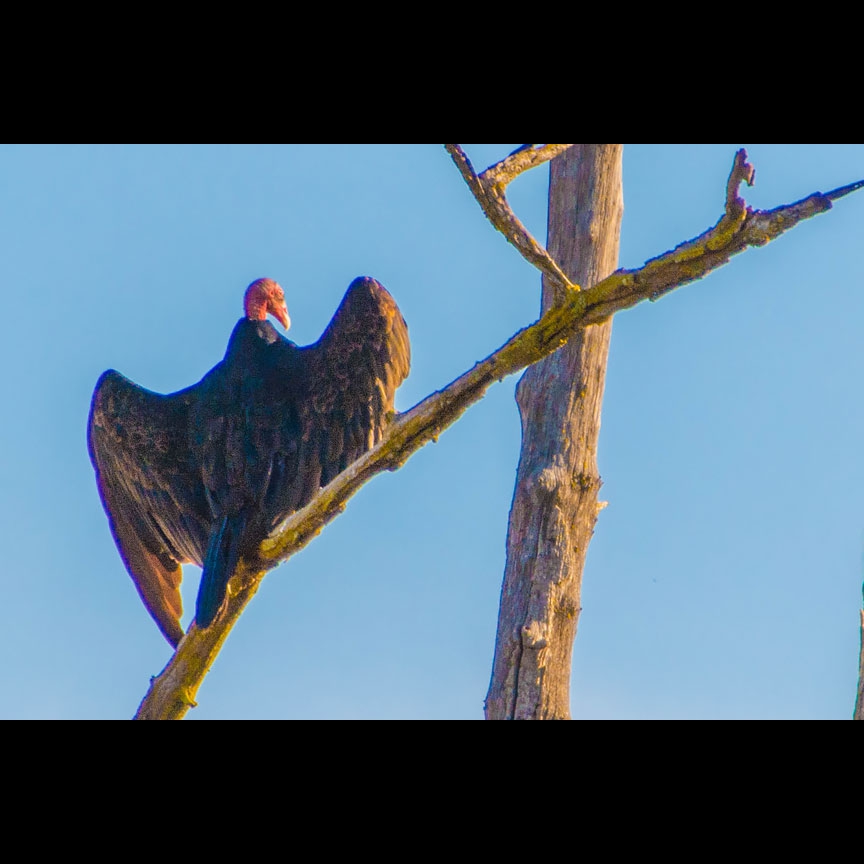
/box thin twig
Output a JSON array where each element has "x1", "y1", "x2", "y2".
[
  {"x1": 483, "y1": 144, "x2": 576, "y2": 188},
  {"x1": 135, "y1": 150, "x2": 863, "y2": 720},
  {"x1": 828, "y1": 179, "x2": 864, "y2": 201},
  {"x1": 443, "y1": 144, "x2": 485, "y2": 202},
  {"x1": 726, "y1": 148, "x2": 756, "y2": 212},
  {"x1": 445, "y1": 143, "x2": 576, "y2": 303}
]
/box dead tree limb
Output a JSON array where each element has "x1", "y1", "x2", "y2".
[
  {"x1": 445, "y1": 144, "x2": 576, "y2": 303},
  {"x1": 135, "y1": 146, "x2": 862, "y2": 720}
]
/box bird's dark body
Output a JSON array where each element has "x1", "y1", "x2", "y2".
[{"x1": 88, "y1": 278, "x2": 410, "y2": 647}]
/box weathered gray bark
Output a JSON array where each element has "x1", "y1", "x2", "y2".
[{"x1": 486, "y1": 145, "x2": 624, "y2": 720}]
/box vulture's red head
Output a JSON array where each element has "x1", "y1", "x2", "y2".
[{"x1": 244, "y1": 278, "x2": 290, "y2": 330}]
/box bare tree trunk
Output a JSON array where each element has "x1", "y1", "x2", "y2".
[{"x1": 486, "y1": 145, "x2": 624, "y2": 720}]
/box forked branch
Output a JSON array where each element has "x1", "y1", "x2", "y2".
[
  {"x1": 135, "y1": 147, "x2": 863, "y2": 720},
  {"x1": 445, "y1": 144, "x2": 576, "y2": 302}
]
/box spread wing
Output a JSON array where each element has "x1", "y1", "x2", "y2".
[
  {"x1": 88, "y1": 371, "x2": 210, "y2": 647},
  {"x1": 265, "y1": 276, "x2": 411, "y2": 524}
]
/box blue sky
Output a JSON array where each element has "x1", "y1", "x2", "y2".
[{"x1": 2, "y1": 143, "x2": 862, "y2": 720}]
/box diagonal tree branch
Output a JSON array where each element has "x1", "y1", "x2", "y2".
[
  {"x1": 135, "y1": 148, "x2": 863, "y2": 720},
  {"x1": 445, "y1": 143, "x2": 576, "y2": 302}
]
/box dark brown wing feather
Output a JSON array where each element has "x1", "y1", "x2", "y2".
[
  {"x1": 88, "y1": 371, "x2": 209, "y2": 647},
  {"x1": 90, "y1": 276, "x2": 409, "y2": 641},
  {"x1": 271, "y1": 276, "x2": 411, "y2": 520},
  {"x1": 191, "y1": 278, "x2": 409, "y2": 630}
]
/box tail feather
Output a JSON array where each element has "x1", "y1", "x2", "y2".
[{"x1": 196, "y1": 512, "x2": 248, "y2": 630}]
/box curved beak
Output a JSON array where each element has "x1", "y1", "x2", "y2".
[{"x1": 271, "y1": 301, "x2": 290, "y2": 331}]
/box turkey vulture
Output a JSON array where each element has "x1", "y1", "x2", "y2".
[{"x1": 88, "y1": 277, "x2": 410, "y2": 647}]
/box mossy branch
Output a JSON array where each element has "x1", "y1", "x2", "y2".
[{"x1": 135, "y1": 147, "x2": 862, "y2": 720}]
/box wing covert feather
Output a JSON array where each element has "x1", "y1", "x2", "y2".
[
  {"x1": 293, "y1": 277, "x2": 410, "y2": 493},
  {"x1": 88, "y1": 371, "x2": 208, "y2": 647}
]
